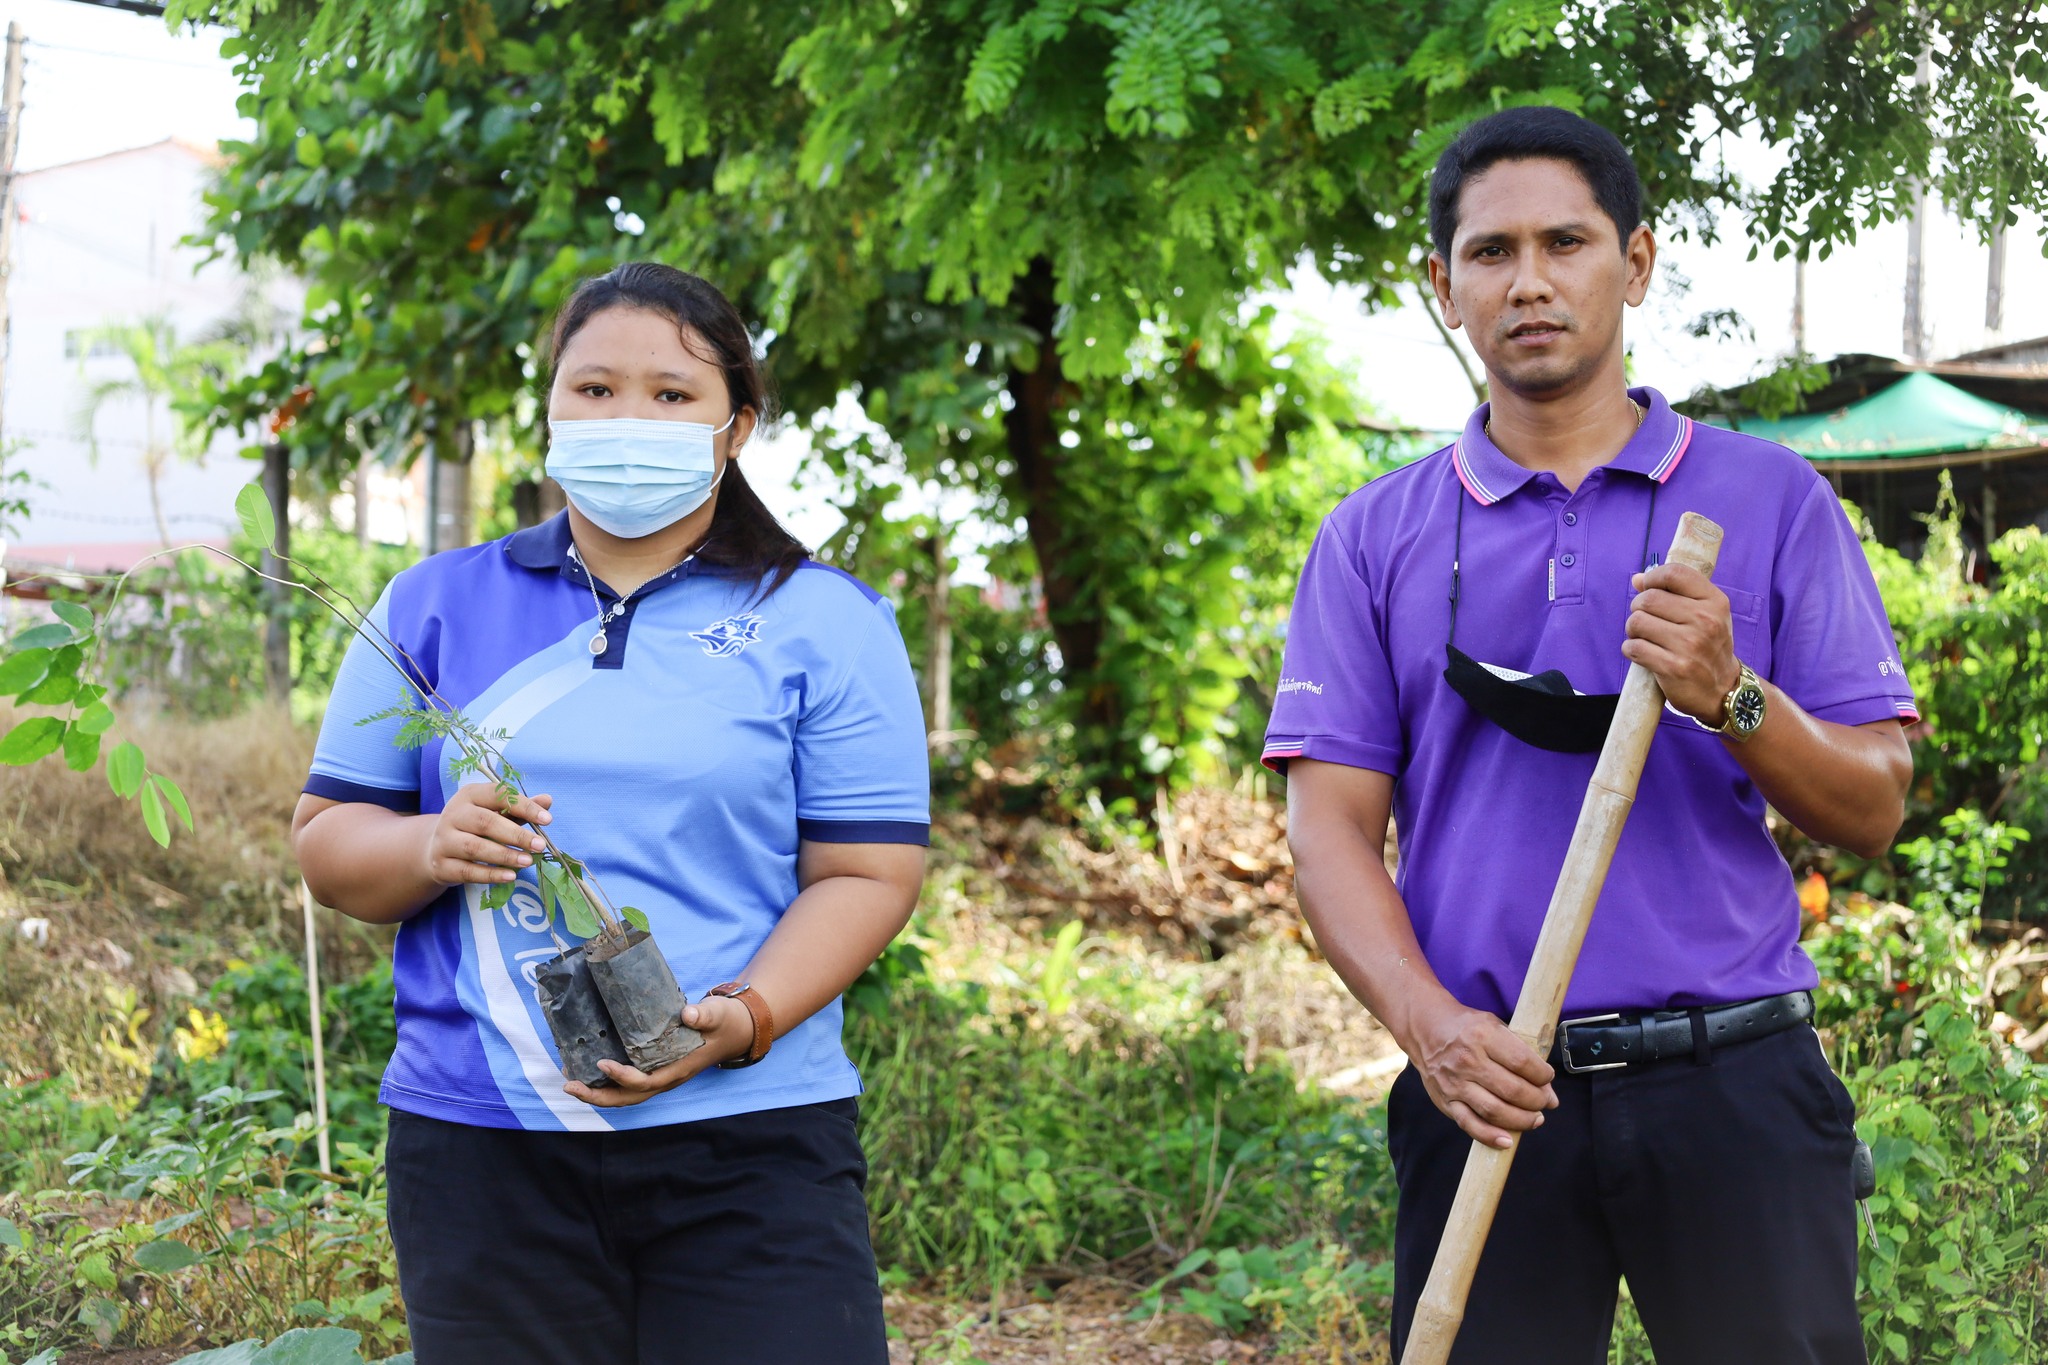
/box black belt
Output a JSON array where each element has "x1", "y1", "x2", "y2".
[{"x1": 1552, "y1": 990, "x2": 1813, "y2": 1074}]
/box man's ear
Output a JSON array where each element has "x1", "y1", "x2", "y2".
[
  {"x1": 1427, "y1": 252, "x2": 1462, "y2": 330},
  {"x1": 1623, "y1": 225, "x2": 1657, "y2": 308}
]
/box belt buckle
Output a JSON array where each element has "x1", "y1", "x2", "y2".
[{"x1": 1558, "y1": 1012, "x2": 1630, "y2": 1074}]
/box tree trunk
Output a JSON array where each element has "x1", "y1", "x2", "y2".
[
  {"x1": 1002, "y1": 257, "x2": 1122, "y2": 785},
  {"x1": 429, "y1": 422, "x2": 474, "y2": 552},
  {"x1": 925, "y1": 522, "x2": 953, "y2": 744},
  {"x1": 260, "y1": 441, "x2": 292, "y2": 700},
  {"x1": 354, "y1": 446, "x2": 372, "y2": 546}
]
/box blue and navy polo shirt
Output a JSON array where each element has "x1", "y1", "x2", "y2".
[{"x1": 304, "y1": 512, "x2": 930, "y2": 1131}]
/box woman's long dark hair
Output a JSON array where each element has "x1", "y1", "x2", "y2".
[{"x1": 547, "y1": 262, "x2": 807, "y2": 594}]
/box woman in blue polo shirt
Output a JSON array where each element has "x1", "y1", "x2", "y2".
[{"x1": 290, "y1": 262, "x2": 928, "y2": 1365}]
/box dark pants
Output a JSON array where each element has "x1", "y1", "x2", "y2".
[
  {"x1": 385, "y1": 1099, "x2": 888, "y2": 1365},
  {"x1": 1389, "y1": 1024, "x2": 1867, "y2": 1365}
]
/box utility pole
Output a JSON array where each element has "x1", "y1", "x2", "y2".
[
  {"x1": 1791, "y1": 256, "x2": 1807, "y2": 354},
  {"x1": 1901, "y1": 46, "x2": 1933, "y2": 363},
  {"x1": 0, "y1": 24, "x2": 27, "y2": 444},
  {"x1": 1986, "y1": 219, "x2": 2007, "y2": 341}
]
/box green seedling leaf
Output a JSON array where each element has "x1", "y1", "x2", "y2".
[
  {"x1": 20, "y1": 668, "x2": 78, "y2": 707},
  {"x1": 479, "y1": 882, "x2": 511, "y2": 911},
  {"x1": 0, "y1": 1215, "x2": 20, "y2": 1247},
  {"x1": 134, "y1": 1237, "x2": 204, "y2": 1273},
  {"x1": 23, "y1": 1349, "x2": 64, "y2": 1365},
  {"x1": 63, "y1": 726, "x2": 101, "y2": 773},
  {"x1": 0, "y1": 717, "x2": 65, "y2": 766},
  {"x1": 50, "y1": 600, "x2": 95, "y2": 635},
  {"x1": 0, "y1": 646, "x2": 53, "y2": 695},
  {"x1": 9, "y1": 622, "x2": 75, "y2": 651},
  {"x1": 173, "y1": 1343, "x2": 264, "y2": 1365},
  {"x1": 78, "y1": 700, "x2": 116, "y2": 735},
  {"x1": 106, "y1": 741, "x2": 146, "y2": 798},
  {"x1": 79, "y1": 1291, "x2": 122, "y2": 1343},
  {"x1": 253, "y1": 1325, "x2": 364, "y2": 1365},
  {"x1": 540, "y1": 861, "x2": 600, "y2": 938},
  {"x1": 140, "y1": 781, "x2": 172, "y2": 848},
  {"x1": 236, "y1": 481, "x2": 277, "y2": 550},
  {"x1": 620, "y1": 905, "x2": 650, "y2": 932},
  {"x1": 151, "y1": 773, "x2": 194, "y2": 831}
]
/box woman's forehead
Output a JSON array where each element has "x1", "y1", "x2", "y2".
[{"x1": 559, "y1": 307, "x2": 719, "y2": 376}]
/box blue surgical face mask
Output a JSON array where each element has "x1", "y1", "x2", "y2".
[{"x1": 544, "y1": 414, "x2": 736, "y2": 540}]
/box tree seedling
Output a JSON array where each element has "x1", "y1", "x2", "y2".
[{"x1": 0, "y1": 482, "x2": 701, "y2": 1082}]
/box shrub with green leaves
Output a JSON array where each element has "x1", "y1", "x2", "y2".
[{"x1": 1, "y1": 1087, "x2": 400, "y2": 1359}]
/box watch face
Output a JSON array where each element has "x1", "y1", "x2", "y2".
[{"x1": 1731, "y1": 684, "x2": 1767, "y2": 734}]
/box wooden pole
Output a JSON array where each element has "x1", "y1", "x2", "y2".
[
  {"x1": 1399, "y1": 512, "x2": 1725, "y2": 1365},
  {"x1": 300, "y1": 879, "x2": 332, "y2": 1176}
]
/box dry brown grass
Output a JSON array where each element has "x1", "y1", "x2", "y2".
[
  {"x1": 0, "y1": 704, "x2": 393, "y2": 1097},
  {"x1": 0, "y1": 703, "x2": 310, "y2": 908}
]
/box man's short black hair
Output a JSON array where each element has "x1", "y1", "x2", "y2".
[{"x1": 1428, "y1": 106, "x2": 1643, "y2": 260}]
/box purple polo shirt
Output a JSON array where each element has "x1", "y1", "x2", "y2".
[{"x1": 1264, "y1": 388, "x2": 1917, "y2": 1016}]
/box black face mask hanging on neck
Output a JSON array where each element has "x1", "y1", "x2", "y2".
[{"x1": 1440, "y1": 482, "x2": 1661, "y2": 754}]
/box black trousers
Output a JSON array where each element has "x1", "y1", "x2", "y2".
[
  {"x1": 385, "y1": 1099, "x2": 888, "y2": 1365},
  {"x1": 1389, "y1": 1024, "x2": 1867, "y2": 1365}
]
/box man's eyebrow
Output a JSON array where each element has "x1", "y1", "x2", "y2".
[{"x1": 1464, "y1": 221, "x2": 1601, "y2": 250}]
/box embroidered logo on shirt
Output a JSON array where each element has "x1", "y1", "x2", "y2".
[
  {"x1": 1279, "y1": 676, "x2": 1325, "y2": 696},
  {"x1": 691, "y1": 613, "x2": 765, "y2": 658}
]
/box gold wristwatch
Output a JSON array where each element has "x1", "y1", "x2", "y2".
[{"x1": 1714, "y1": 661, "x2": 1767, "y2": 742}]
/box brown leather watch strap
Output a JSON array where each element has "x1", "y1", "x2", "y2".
[{"x1": 707, "y1": 981, "x2": 774, "y2": 1069}]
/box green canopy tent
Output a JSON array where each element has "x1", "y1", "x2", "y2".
[
  {"x1": 1724, "y1": 370, "x2": 2048, "y2": 552},
  {"x1": 1734, "y1": 371, "x2": 2048, "y2": 467}
]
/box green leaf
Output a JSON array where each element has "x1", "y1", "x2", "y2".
[
  {"x1": 50, "y1": 600, "x2": 95, "y2": 635},
  {"x1": 140, "y1": 781, "x2": 172, "y2": 848},
  {"x1": 63, "y1": 726, "x2": 102, "y2": 773},
  {"x1": 479, "y1": 882, "x2": 511, "y2": 911},
  {"x1": 0, "y1": 1215, "x2": 20, "y2": 1247},
  {"x1": 0, "y1": 646, "x2": 52, "y2": 696},
  {"x1": 253, "y1": 1325, "x2": 364, "y2": 1365},
  {"x1": 133, "y1": 1237, "x2": 204, "y2": 1273},
  {"x1": 236, "y1": 481, "x2": 278, "y2": 550},
  {"x1": 619, "y1": 905, "x2": 650, "y2": 932},
  {"x1": 151, "y1": 773, "x2": 194, "y2": 831},
  {"x1": 294, "y1": 131, "x2": 325, "y2": 168},
  {"x1": 106, "y1": 741, "x2": 147, "y2": 798},
  {"x1": 0, "y1": 717, "x2": 65, "y2": 766},
  {"x1": 9, "y1": 622, "x2": 75, "y2": 650},
  {"x1": 78, "y1": 700, "x2": 116, "y2": 735},
  {"x1": 20, "y1": 668, "x2": 78, "y2": 706},
  {"x1": 172, "y1": 1343, "x2": 264, "y2": 1365},
  {"x1": 541, "y1": 861, "x2": 600, "y2": 938}
]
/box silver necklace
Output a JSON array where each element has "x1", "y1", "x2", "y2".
[{"x1": 568, "y1": 547, "x2": 628, "y2": 656}]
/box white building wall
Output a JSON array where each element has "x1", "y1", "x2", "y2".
[{"x1": 4, "y1": 139, "x2": 289, "y2": 571}]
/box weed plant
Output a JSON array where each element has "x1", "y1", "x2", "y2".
[{"x1": 1, "y1": 1086, "x2": 400, "y2": 1359}]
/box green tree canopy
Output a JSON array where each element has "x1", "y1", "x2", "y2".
[{"x1": 167, "y1": 0, "x2": 2048, "y2": 787}]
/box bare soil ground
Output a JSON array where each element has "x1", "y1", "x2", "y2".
[{"x1": 886, "y1": 1279, "x2": 1389, "y2": 1365}]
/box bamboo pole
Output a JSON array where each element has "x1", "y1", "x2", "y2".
[
  {"x1": 1400, "y1": 512, "x2": 1724, "y2": 1365},
  {"x1": 300, "y1": 879, "x2": 332, "y2": 1176}
]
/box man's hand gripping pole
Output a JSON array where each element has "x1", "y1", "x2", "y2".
[{"x1": 1399, "y1": 512, "x2": 1725, "y2": 1365}]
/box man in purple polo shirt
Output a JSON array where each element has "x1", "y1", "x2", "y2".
[{"x1": 1267, "y1": 107, "x2": 1913, "y2": 1363}]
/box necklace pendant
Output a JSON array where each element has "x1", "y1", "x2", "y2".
[{"x1": 588, "y1": 632, "x2": 608, "y2": 656}]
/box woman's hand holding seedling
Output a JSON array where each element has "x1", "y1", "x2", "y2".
[
  {"x1": 423, "y1": 782, "x2": 555, "y2": 887},
  {"x1": 563, "y1": 993, "x2": 756, "y2": 1107}
]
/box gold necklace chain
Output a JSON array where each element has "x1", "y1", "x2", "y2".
[{"x1": 1486, "y1": 396, "x2": 1642, "y2": 440}]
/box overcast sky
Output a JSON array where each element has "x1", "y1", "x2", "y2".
[{"x1": 10, "y1": 0, "x2": 2041, "y2": 475}]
